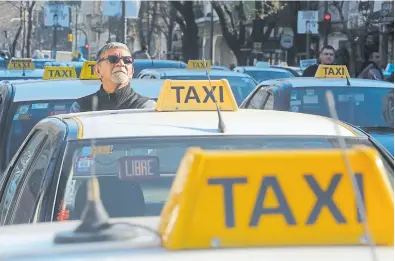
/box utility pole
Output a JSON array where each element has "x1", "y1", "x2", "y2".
[
  {"x1": 324, "y1": 1, "x2": 329, "y2": 46},
  {"x1": 121, "y1": 0, "x2": 127, "y2": 44},
  {"x1": 74, "y1": 6, "x2": 78, "y2": 51},
  {"x1": 52, "y1": 14, "x2": 59, "y2": 59},
  {"x1": 305, "y1": 1, "x2": 311, "y2": 59},
  {"x1": 209, "y1": 3, "x2": 214, "y2": 61}
]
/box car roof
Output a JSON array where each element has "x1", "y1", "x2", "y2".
[
  {"x1": 234, "y1": 67, "x2": 292, "y2": 73},
  {"x1": 258, "y1": 78, "x2": 394, "y2": 88},
  {"x1": 0, "y1": 69, "x2": 45, "y2": 78},
  {"x1": 9, "y1": 79, "x2": 165, "y2": 102},
  {"x1": 0, "y1": 216, "x2": 391, "y2": 260},
  {"x1": 140, "y1": 68, "x2": 251, "y2": 78},
  {"x1": 54, "y1": 109, "x2": 360, "y2": 140}
]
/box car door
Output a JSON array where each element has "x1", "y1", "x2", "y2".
[
  {"x1": 3, "y1": 120, "x2": 67, "y2": 225},
  {"x1": 0, "y1": 130, "x2": 48, "y2": 225},
  {"x1": 0, "y1": 84, "x2": 14, "y2": 166}
]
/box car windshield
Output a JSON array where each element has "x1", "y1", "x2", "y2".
[
  {"x1": 57, "y1": 135, "x2": 391, "y2": 221},
  {"x1": 289, "y1": 87, "x2": 394, "y2": 128},
  {"x1": 161, "y1": 75, "x2": 256, "y2": 105},
  {"x1": 7, "y1": 100, "x2": 74, "y2": 163},
  {"x1": 243, "y1": 70, "x2": 293, "y2": 82}
]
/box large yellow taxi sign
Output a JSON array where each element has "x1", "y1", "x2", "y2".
[
  {"x1": 155, "y1": 79, "x2": 237, "y2": 111},
  {"x1": 159, "y1": 146, "x2": 393, "y2": 250},
  {"x1": 315, "y1": 65, "x2": 351, "y2": 78},
  {"x1": 8, "y1": 58, "x2": 35, "y2": 70},
  {"x1": 80, "y1": 61, "x2": 99, "y2": 80},
  {"x1": 187, "y1": 60, "x2": 211, "y2": 70},
  {"x1": 43, "y1": 66, "x2": 77, "y2": 80}
]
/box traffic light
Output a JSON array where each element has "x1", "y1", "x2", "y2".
[
  {"x1": 68, "y1": 33, "x2": 72, "y2": 42},
  {"x1": 324, "y1": 13, "x2": 331, "y2": 21},
  {"x1": 321, "y1": 12, "x2": 332, "y2": 41},
  {"x1": 83, "y1": 43, "x2": 89, "y2": 59}
]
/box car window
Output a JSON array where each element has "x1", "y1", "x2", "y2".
[
  {"x1": 0, "y1": 131, "x2": 47, "y2": 224},
  {"x1": 246, "y1": 86, "x2": 269, "y2": 109},
  {"x1": 263, "y1": 92, "x2": 274, "y2": 110},
  {"x1": 54, "y1": 135, "x2": 387, "y2": 222},
  {"x1": 288, "y1": 87, "x2": 394, "y2": 128},
  {"x1": 141, "y1": 74, "x2": 151, "y2": 79},
  {"x1": 7, "y1": 100, "x2": 74, "y2": 164},
  {"x1": 9, "y1": 138, "x2": 53, "y2": 225}
]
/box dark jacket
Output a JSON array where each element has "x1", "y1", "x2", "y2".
[
  {"x1": 70, "y1": 83, "x2": 156, "y2": 113},
  {"x1": 302, "y1": 64, "x2": 319, "y2": 77},
  {"x1": 359, "y1": 61, "x2": 384, "y2": 80}
]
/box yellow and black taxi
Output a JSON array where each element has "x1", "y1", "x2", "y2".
[
  {"x1": 137, "y1": 60, "x2": 258, "y2": 105},
  {"x1": 240, "y1": 65, "x2": 394, "y2": 156},
  {"x1": 0, "y1": 143, "x2": 392, "y2": 259},
  {"x1": 0, "y1": 78, "x2": 392, "y2": 229},
  {"x1": 0, "y1": 63, "x2": 162, "y2": 175},
  {"x1": 0, "y1": 58, "x2": 45, "y2": 81}
]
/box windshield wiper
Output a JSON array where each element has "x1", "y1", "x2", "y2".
[{"x1": 358, "y1": 126, "x2": 394, "y2": 133}]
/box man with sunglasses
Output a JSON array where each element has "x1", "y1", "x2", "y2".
[
  {"x1": 70, "y1": 42, "x2": 156, "y2": 113},
  {"x1": 302, "y1": 45, "x2": 336, "y2": 77}
]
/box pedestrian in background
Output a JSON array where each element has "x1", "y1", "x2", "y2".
[
  {"x1": 133, "y1": 44, "x2": 151, "y2": 59},
  {"x1": 302, "y1": 45, "x2": 336, "y2": 77},
  {"x1": 358, "y1": 47, "x2": 384, "y2": 80}
]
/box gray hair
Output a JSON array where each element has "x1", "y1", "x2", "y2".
[{"x1": 96, "y1": 42, "x2": 131, "y2": 62}]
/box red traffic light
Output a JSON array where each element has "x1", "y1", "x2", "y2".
[
  {"x1": 84, "y1": 44, "x2": 89, "y2": 49},
  {"x1": 324, "y1": 13, "x2": 331, "y2": 21}
]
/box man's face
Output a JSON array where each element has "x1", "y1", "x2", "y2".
[
  {"x1": 319, "y1": 48, "x2": 335, "y2": 65},
  {"x1": 95, "y1": 48, "x2": 134, "y2": 87},
  {"x1": 370, "y1": 52, "x2": 380, "y2": 65}
]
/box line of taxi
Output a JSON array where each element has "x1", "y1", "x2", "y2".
[{"x1": 240, "y1": 64, "x2": 394, "y2": 155}]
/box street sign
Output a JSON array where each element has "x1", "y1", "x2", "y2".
[
  {"x1": 102, "y1": 0, "x2": 140, "y2": 18},
  {"x1": 280, "y1": 34, "x2": 294, "y2": 49},
  {"x1": 252, "y1": 42, "x2": 262, "y2": 54},
  {"x1": 297, "y1": 11, "x2": 318, "y2": 34},
  {"x1": 44, "y1": 4, "x2": 70, "y2": 27}
]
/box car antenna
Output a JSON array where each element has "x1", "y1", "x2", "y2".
[
  {"x1": 325, "y1": 91, "x2": 378, "y2": 261},
  {"x1": 345, "y1": 75, "x2": 351, "y2": 86},
  {"x1": 203, "y1": 58, "x2": 226, "y2": 133}
]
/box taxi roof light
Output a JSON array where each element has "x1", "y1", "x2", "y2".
[
  {"x1": 43, "y1": 66, "x2": 77, "y2": 80},
  {"x1": 315, "y1": 65, "x2": 350, "y2": 79},
  {"x1": 187, "y1": 60, "x2": 211, "y2": 70},
  {"x1": 159, "y1": 146, "x2": 393, "y2": 250},
  {"x1": 8, "y1": 58, "x2": 35, "y2": 71},
  {"x1": 80, "y1": 61, "x2": 99, "y2": 80}
]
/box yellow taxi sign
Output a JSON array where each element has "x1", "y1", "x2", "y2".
[
  {"x1": 187, "y1": 60, "x2": 211, "y2": 70},
  {"x1": 315, "y1": 65, "x2": 350, "y2": 78},
  {"x1": 80, "y1": 61, "x2": 98, "y2": 80},
  {"x1": 8, "y1": 58, "x2": 35, "y2": 70},
  {"x1": 43, "y1": 66, "x2": 77, "y2": 80},
  {"x1": 155, "y1": 79, "x2": 237, "y2": 111},
  {"x1": 159, "y1": 146, "x2": 393, "y2": 250}
]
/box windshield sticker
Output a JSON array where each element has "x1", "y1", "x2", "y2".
[
  {"x1": 91, "y1": 145, "x2": 113, "y2": 155},
  {"x1": 305, "y1": 89, "x2": 315, "y2": 95},
  {"x1": 303, "y1": 95, "x2": 318, "y2": 104},
  {"x1": 48, "y1": 110, "x2": 68, "y2": 116},
  {"x1": 17, "y1": 105, "x2": 30, "y2": 114},
  {"x1": 64, "y1": 179, "x2": 76, "y2": 206},
  {"x1": 31, "y1": 103, "x2": 49, "y2": 109},
  {"x1": 291, "y1": 91, "x2": 297, "y2": 100},
  {"x1": 13, "y1": 114, "x2": 31, "y2": 120},
  {"x1": 290, "y1": 100, "x2": 301, "y2": 106},
  {"x1": 54, "y1": 104, "x2": 66, "y2": 110},
  {"x1": 74, "y1": 155, "x2": 93, "y2": 175},
  {"x1": 118, "y1": 156, "x2": 160, "y2": 180},
  {"x1": 291, "y1": 105, "x2": 300, "y2": 112},
  {"x1": 81, "y1": 147, "x2": 92, "y2": 156},
  {"x1": 338, "y1": 94, "x2": 365, "y2": 103}
]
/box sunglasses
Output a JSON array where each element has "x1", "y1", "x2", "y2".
[{"x1": 98, "y1": 55, "x2": 134, "y2": 64}]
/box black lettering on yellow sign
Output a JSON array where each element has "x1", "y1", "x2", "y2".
[
  {"x1": 11, "y1": 62, "x2": 32, "y2": 69},
  {"x1": 323, "y1": 67, "x2": 345, "y2": 76},
  {"x1": 191, "y1": 61, "x2": 208, "y2": 68},
  {"x1": 208, "y1": 173, "x2": 365, "y2": 228},
  {"x1": 49, "y1": 69, "x2": 73, "y2": 78},
  {"x1": 89, "y1": 64, "x2": 95, "y2": 75},
  {"x1": 171, "y1": 86, "x2": 224, "y2": 103}
]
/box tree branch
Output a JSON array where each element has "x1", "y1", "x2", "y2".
[{"x1": 224, "y1": 4, "x2": 236, "y2": 33}]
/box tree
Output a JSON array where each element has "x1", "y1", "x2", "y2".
[
  {"x1": 25, "y1": 1, "x2": 36, "y2": 58},
  {"x1": 171, "y1": 1, "x2": 199, "y2": 62},
  {"x1": 137, "y1": 1, "x2": 159, "y2": 54},
  {"x1": 212, "y1": 1, "x2": 285, "y2": 65},
  {"x1": 329, "y1": 0, "x2": 391, "y2": 76},
  {"x1": 157, "y1": 2, "x2": 176, "y2": 59}
]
